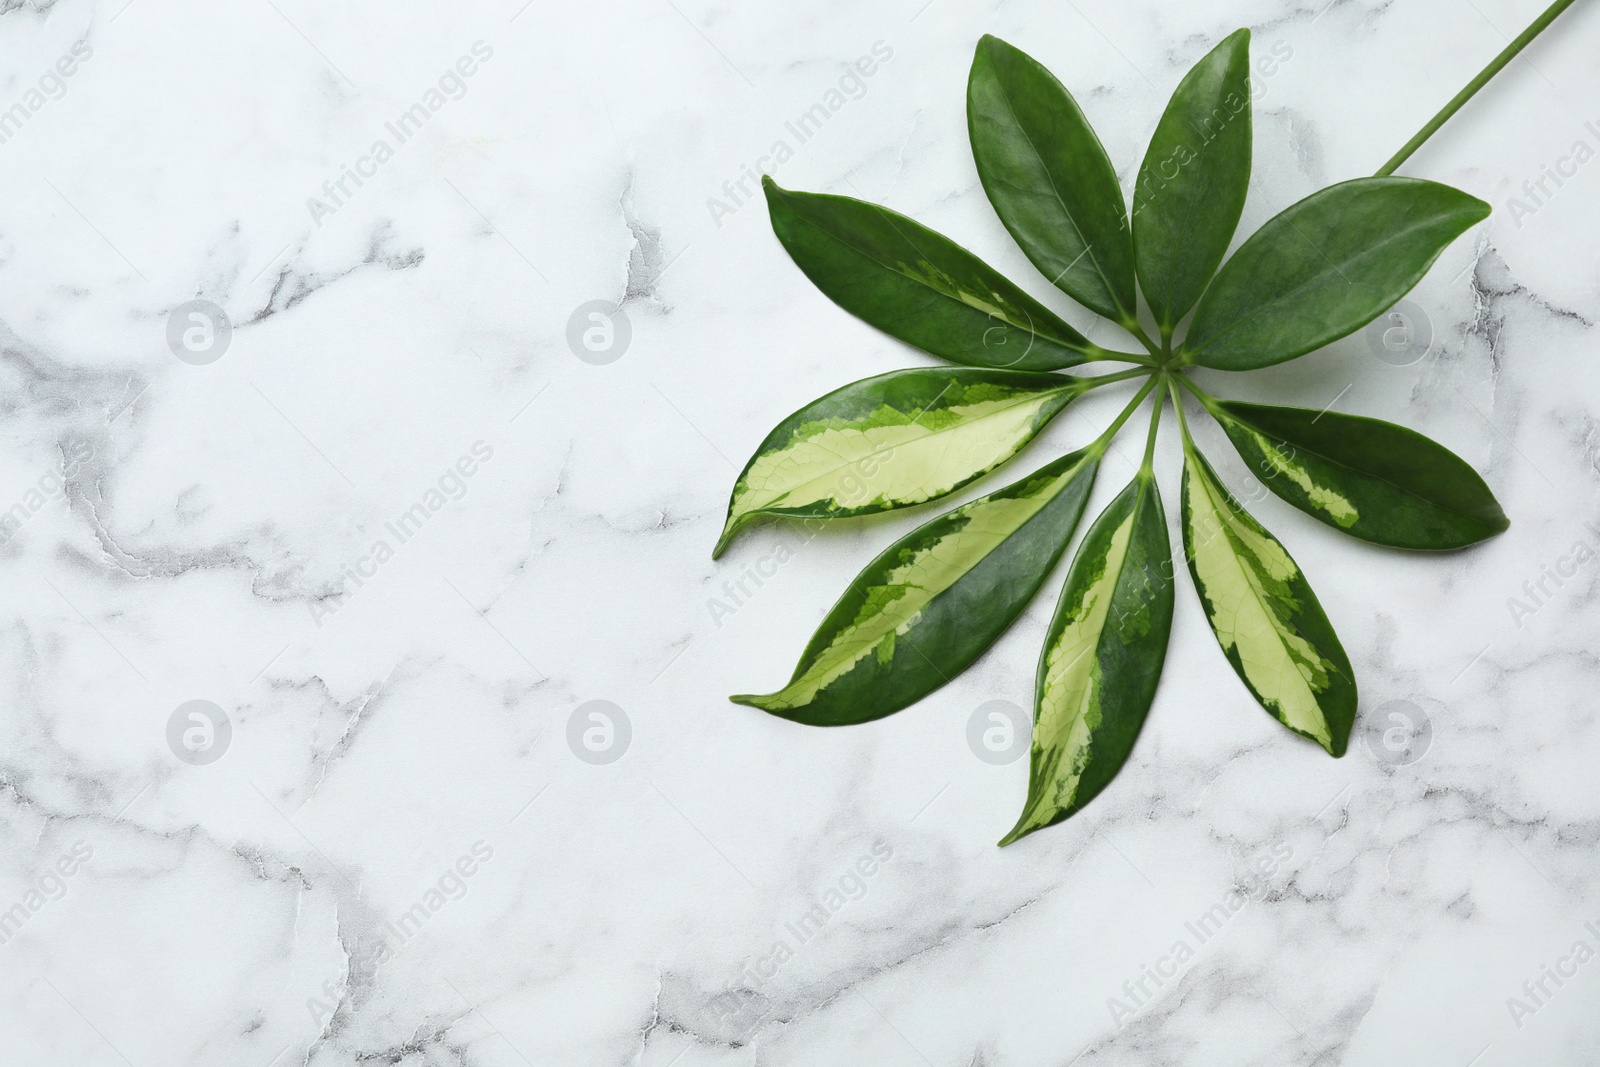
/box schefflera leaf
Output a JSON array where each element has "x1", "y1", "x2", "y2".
[
  {"x1": 763, "y1": 178, "x2": 1093, "y2": 371},
  {"x1": 967, "y1": 35, "x2": 1137, "y2": 325},
  {"x1": 731, "y1": 448, "x2": 1101, "y2": 725},
  {"x1": 715, "y1": 367, "x2": 1086, "y2": 558},
  {"x1": 1180, "y1": 447, "x2": 1356, "y2": 755},
  {"x1": 1001, "y1": 472, "x2": 1174, "y2": 845},
  {"x1": 1133, "y1": 28, "x2": 1252, "y2": 333},
  {"x1": 1211, "y1": 400, "x2": 1509, "y2": 549},
  {"x1": 1181, "y1": 177, "x2": 1490, "y2": 370}
]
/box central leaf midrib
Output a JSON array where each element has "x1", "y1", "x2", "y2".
[
  {"x1": 989, "y1": 66, "x2": 1126, "y2": 320},
  {"x1": 792, "y1": 465, "x2": 1076, "y2": 689},
  {"x1": 1191, "y1": 464, "x2": 1319, "y2": 719},
  {"x1": 1234, "y1": 415, "x2": 1493, "y2": 526},
  {"x1": 785, "y1": 200, "x2": 1080, "y2": 351},
  {"x1": 1186, "y1": 203, "x2": 1470, "y2": 357}
]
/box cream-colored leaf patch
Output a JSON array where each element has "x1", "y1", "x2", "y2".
[
  {"x1": 746, "y1": 459, "x2": 1085, "y2": 711},
  {"x1": 1237, "y1": 424, "x2": 1358, "y2": 528},
  {"x1": 1011, "y1": 511, "x2": 1135, "y2": 836},
  {"x1": 1185, "y1": 456, "x2": 1336, "y2": 748},
  {"x1": 729, "y1": 387, "x2": 1069, "y2": 525}
]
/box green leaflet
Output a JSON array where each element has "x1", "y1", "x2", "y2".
[
  {"x1": 763, "y1": 178, "x2": 1094, "y2": 371},
  {"x1": 731, "y1": 448, "x2": 1101, "y2": 725},
  {"x1": 1133, "y1": 29, "x2": 1252, "y2": 333},
  {"x1": 1001, "y1": 472, "x2": 1174, "y2": 845},
  {"x1": 967, "y1": 35, "x2": 1137, "y2": 325},
  {"x1": 714, "y1": 368, "x2": 1086, "y2": 558},
  {"x1": 1181, "y1": 446, "x2": 1356, "y2": 755},
  {"x1": 1181, "y1": 177, "x2": 1490, "y2": 370},
  {"x1": 1211, "y1": 400, "x2": 1510, "y2": 549}
]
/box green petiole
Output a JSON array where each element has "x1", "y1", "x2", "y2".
[{"x1": 1377, "y1": 0, "x2": 1582, "y2": 176}]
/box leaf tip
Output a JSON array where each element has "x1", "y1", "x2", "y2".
[
  {"x1": 712, "y1": 513, "x2": 746, "y2": 559},
  {"x1": 729, "y1": 692, "x2": 775, "y2": 711}
]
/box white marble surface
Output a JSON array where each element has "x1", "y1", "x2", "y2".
[{"x1": 1, "y1": 0, "x2": 1598, "y2": 1063}]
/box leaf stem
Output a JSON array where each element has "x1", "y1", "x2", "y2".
[
  {"x1": 1084, "y1": 346, "x2": 1158, "y2": 367},
  {"x1": 1123, "y1": 320, "x2": 1164, "y2": 360},
  {"x1": 1376, "y1": 0, "x2": 1582, "y2": 176},
  {"x1": 1091, "y1": 374, "x2": 1160, "y2": 454},
  {"x1": 1169, "y1": 371, "x2": 1222, "y2": 415},
  {"x1": 1167, "y1": 377, "x2": 1195, "y2": 451},
  {"x1": 1081, "y1": 367, "x2": 1152, "y2": 390},
  {"x1": 1139, "y1": 386, "x2": 1164, "y2": 472}
]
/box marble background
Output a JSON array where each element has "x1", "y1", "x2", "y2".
[{"x1": 0, "y1": 0, "x2": 1597, "y2": 1063}]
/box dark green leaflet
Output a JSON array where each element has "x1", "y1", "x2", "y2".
[
  {"x1": 1180, "y1": 446, "x2": 1357, "y2": 755},
  {"x1": 714, "y1": 367, "x2": 1088, "y2": 558},
  {"x1": 1133, "y1": 29, "x2": 1252, "y2": 333},
  {"x1": 731, "y1": 449, "x2": 1101, "y2": 725},
  {"x1": 1181, "y1": 177, "x2": 1490, "y2": 370},
  {"x1": 1002, "y1": 472, "x2": 1174, "y2": 844},
  {"x1": 967, "y1": 35, "x2": 1137, "y2": 325},
  {"x1": 1211, "y1": 400, "x2": 1509, "y2": 549},
  {"x1": 763, "y1": 178, "x2": 1093, "y2": 371}
]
